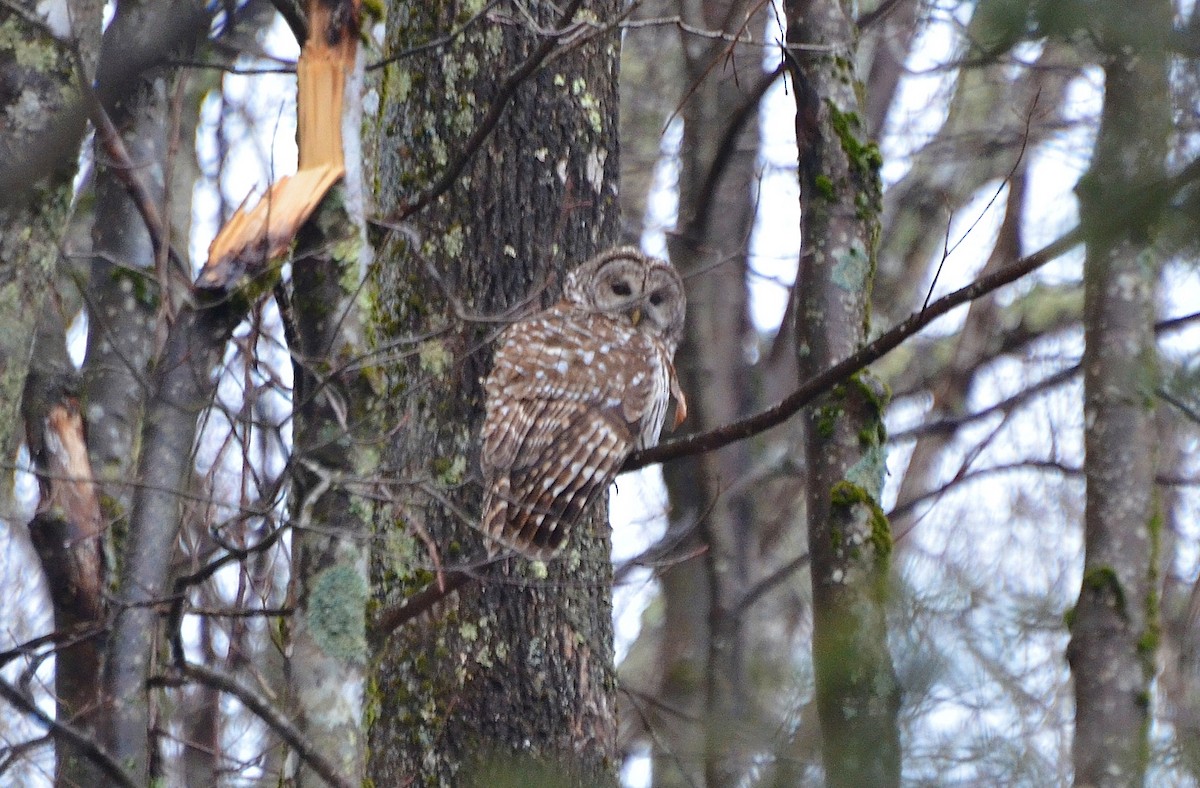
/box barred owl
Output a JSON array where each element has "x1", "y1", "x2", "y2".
[{"x1": 479, "y1": 247, "x2": 687, "y2": 560}]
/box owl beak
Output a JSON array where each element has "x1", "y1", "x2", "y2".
[{"x1": 629, "y1": 307, "x2": 642, "y2": 326}]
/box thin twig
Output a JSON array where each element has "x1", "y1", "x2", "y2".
[
  {"x1": 663, "y1": 0, "x2": 771, "y2": 135},
  {"x1": 0, "y1": 675, "x2": 137, "y2": 788},
  {"x1": 684, "y1": 65, "x2": 784, "y2": 241},
  {"x1": 370, "y1": 552, "x2": 518, "y2": 640},
  {"x1": 371, "y1": 569, "x2": 475, "y2": 638},
  {"x1": 75, "y1": 49, "x2": 182, "y2": 273},
  {"x1": 0, "y1": 624, "x2": 106, "y2": 670},
  {"x1": 1160, "y1": 388, "x2": 1200, "y2": 427},
  {"x1": 157, "y1": 662, "x2": 352, "y2": 788},
  {"x1": 735, "y1": 552, "x2": 811, "y2": 617},
  {"x1": 367, "y1": 0, "x2": 500, "y2": 71},
  {"x1": 923, "y1": 86, "x2": 1038, "y2": 311},
  {"x1": 889, "y1": 365, "x2": 1078, "y2": 444},
  {"x1": 393, "y1": 0, "x2": 586, "y2": 219}
]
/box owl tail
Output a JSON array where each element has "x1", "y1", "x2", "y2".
[
  {"x1": 479, "y1": 478, "x2": 577, "y2": 561},
  {"x1": 479, "y1": 420, "x2": 636, "y2": 560},
  {"x1": 479, "y1": 483, "x2": 551, "y2": 561}
]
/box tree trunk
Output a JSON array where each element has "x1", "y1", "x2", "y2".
[
  {"x1": 0, "y1": 2, "x2": 84, "y2": 516},
  {"x1": 655, "y1": 2, "x2": 765, "y2": 785},
  {"x1": 89, "y1": 3, "x2": 178, "y2": 779},
  {"x1": 286, "y1": 42, "x2": 373, "y2": 783},
  {"x1": 617, "y1": 0, "x2": 682, "y2": 245},
  {"x1": 784, "y1": 0, "x2": 901, "y2": 784},
  {"x1": 367, "y1": 1, "x2": 621, "y2": 783},
  {"x1": 1067, "y1": 3, "x2": 1169, "y2": 784},
  {"x1": 2, "y1": 4, "x2": 104, "y2": 785}
]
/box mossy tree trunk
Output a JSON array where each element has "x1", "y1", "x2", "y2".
[
  {"x1": 366, "y1": 2, "x2": 621, "y2": 784},
  {"x1": 1067, "y1": 1, "x2": 1169, "y2": 784},
  {"x1": 2, "y1": 4, "x2": 104, "y2": 786},
  {"x1": 783, "y1": 0, "x2": 900, "y2": 785},
  {"x1": 0, "y1": 2, "x2": 85, "y2": 519}
]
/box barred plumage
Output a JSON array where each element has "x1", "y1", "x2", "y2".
[{"x1": 479, "y1": 248, "x2": 687, "y2": 560}]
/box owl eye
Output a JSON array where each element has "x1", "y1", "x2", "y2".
[
  {"x1": 649, "y1": 292, "x2": 664, "y2": 306},
  {"x1": 611, "y1": 281, "x2": 633, "y2": 297}
]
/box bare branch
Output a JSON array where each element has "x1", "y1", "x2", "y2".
[
  {"x1": 683, "y1": 64, "x2": 784, "y2": 241},
  {"x1": 367, "y1": 0, "x2": 499, "y2": 70},
  {"x1": 155, "y1": 663, "x2": 353, "y2": 788},
  {"x1": 79, "y1": 61, "x2": 175, "y2": 270},
  {"x1": 625, "y1": 226, "x2": 1084, "y2": 471},
  {"x1": 392, "y1": 0, "x2": 586, "y2": 219},
  {"x1": 0, "y1": 675, "x2": 137, "y2": 788},
  {"x1": 889, "y1": 366, "x2": 1078, "y2": 444},
  {"x1": 371, "y1": 569, "x2": 475, "y2": 640},
  {"x1": 735, "y1": 552, "x2": 811, "y2": 618}
]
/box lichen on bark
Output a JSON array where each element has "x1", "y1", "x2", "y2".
[{"x1": 365, "y1": 2, "x2": 622, "y2": 784}]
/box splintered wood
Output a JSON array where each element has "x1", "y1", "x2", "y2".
[
  {"x1": 199, "y1": 0, "x2": 359, "y2": 291},
  {"x1": 30, "y1": 399, "x2": 104, "y2": 619}
]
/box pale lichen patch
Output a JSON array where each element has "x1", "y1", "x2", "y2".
[{"x1": 308, "y1": 564, "x2": 368, "y2": 662}]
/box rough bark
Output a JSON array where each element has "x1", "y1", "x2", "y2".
[
  {"x1": 0, "y1": 2, "x2": 82, "y2": 517},
  {"x1": 2, "y1": 5, "x2": 104, "y2": 784},
  {"x1": 1067, "y1": 3, "x2": 1169, "y2": 784},
  {"x1": 784, "y1": 0, "x2": 901, "y2": 785},
  {"x1": 0, "y1": 0, "x2": 209, "y2": 206},
  {"x1": 15, "y1": 178, "x2": 100, "y2": 788},
  {"x1": 366, "y1": 1, "x2": 621, "y2": 784}
]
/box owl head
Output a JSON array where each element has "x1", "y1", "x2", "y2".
[{"x1": 563, "y1": 247, "x2": 687, "y2": 352}]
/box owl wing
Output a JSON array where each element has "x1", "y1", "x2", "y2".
[{"x1": 479, "y1": 313, "x2": 662, "y2": 559}]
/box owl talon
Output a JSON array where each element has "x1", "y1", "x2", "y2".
[{"x1": 673, "y1": 391, "x2": 688, "y2": 429}]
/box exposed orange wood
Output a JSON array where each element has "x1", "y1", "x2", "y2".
[
  {"x1": 297, "y1": 0, "x2": 359, "y2": 172},
  {"x1": 200, "y1": 0, "x2": 360, "y2": 292},
  {"x1": 199, "y1": 164, "x2": 343, "y2": 289},
  {"x1": 34, "y1": 399, "x2": 104, "y2": 618}
]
